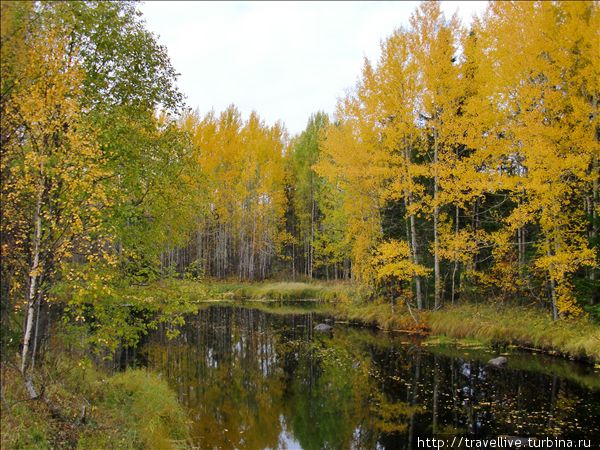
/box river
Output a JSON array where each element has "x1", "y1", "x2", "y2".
[{"x1": 116, "y1": 303, "x2": 600, "y2": 449}]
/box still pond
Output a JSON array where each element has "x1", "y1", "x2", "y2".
[{"x1": 117, "y1": 303, "x2": 600, "y2": 449}]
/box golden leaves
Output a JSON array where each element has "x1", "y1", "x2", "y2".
[
  {"x1": 371, "y1": 240, "x2": 430, "y2": 283},
  {"x1": 2, "y1": 12, "x2": 114, "y2": 305},
  {"x1": 314, "y1": 1, "x2": 598, "y2": 316}
]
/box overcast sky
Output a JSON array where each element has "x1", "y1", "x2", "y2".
[{"x1": 139, "y1": 1, "x2": 488, "y2": 135}]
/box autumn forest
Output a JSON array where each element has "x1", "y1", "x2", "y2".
[{"x1": 1, "y1": 1, "x2": 599, "y2": 448}]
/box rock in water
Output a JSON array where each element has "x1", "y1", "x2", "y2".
[
  {"x1": 314, "y1": 323, "x2": 332, "y2": 332},
  {"x1": 488, "y1": 356, "x2": 508, "y2": 367}
]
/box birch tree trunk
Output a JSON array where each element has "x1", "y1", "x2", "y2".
[
  {"x1": 451, "y1": 204, "x2": 459, "y2": 304},
  {"x1": 403, "y1": 143, "x2": 423, "y2": 309},
  {"x1": 590, "y1": 128, "x2": 598, "y2": 304},
  {"x1": 547, "y1": 237, "x2": 559, "y2": 321},
  {"x1": 309, "y1": 194, "x2": 315, "y2": 279},
  {"x1": 405, "y1": 192, "x2": 423, "y2": 310},
  {"x1": 21, "y1": 183, "x2": 43, "y2": 374}
]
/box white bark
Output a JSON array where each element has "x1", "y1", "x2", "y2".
[
  {"x1": 21, "y1": 184, "x2": 43, "y2": 374},
  {"x1": 547, "y1": 238, "x2": 558, "y2": 321},
  {"x1": 405, "y1": 144, "x2": 423, "y2": 309},
  {"x1": 451, "y1": 205, "x2": 459, "y2": 305}
]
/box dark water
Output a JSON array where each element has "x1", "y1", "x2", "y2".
[{"x1": 123, "y1": 304, "x2": 600, "y2": 449}]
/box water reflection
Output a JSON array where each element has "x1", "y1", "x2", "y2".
[{"x1": 123, "y1": 305, "x2": 599, "y2": 449}]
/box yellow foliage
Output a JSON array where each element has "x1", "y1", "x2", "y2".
[
  {"x1": 315, "y1": 0, "x2": 598, "y2": 317},
  {"x1": 1, "y1": 17, "x2": 114, "y2": 309},
  {"x1": 179, "y1": 107, "x2": 288, "y2": 279},
  {"x1": 371, "y1": 240, "x2": 429, "y2": 283}
]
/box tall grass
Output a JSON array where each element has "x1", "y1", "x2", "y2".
[
  {"x1": 427, "y1": 303, "x2": 600, "y2": 362},
  {"x1": 135, "y1": 278, "x2": 358, "y2": 303},
  {"x1": 333, "y1": 300, "x2": 427, "y2": 332},
  {"x1": 331, "y1": 300, "x2": 600, "y2": 362},
  {"x1": 203, "y1": 280, "x2": 355, "y2": 301},
  {"x1": 80, "y1": 370, "x2": 189, "y2": 449},
  {"x1": 1, "y1": 356, "x2": 190, "y2": 449}
]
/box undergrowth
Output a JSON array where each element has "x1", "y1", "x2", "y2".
[
  {"x1": 427, "y1": 303, "x2": 600, "y2": 362},
  {"x1": 1, "y1": 355, "x2": 189, "y2": 449}
]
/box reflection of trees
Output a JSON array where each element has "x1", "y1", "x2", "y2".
[
  {"x1": 134, "y1": 306, "x2": 598, "y2": 448},
  {"x1": 280, "y1": 339, "x2": 371, "y2": 449},
  {"x1": 279, "y1": 329, "x2": 415, "y2": 450},
  {"x1": 143, "y1": 307, "x2": 286, "y2": 449},
  {"x1": 140, "y1": 307, "x2": 417, "y2": 449}
]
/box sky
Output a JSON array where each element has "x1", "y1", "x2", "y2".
[{"x1": 139, "y1": 1, "x2": 488, "y2": 136}]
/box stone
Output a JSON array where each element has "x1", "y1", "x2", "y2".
[
  {"x1": 314, "y1": 323, "x2": 332, "y2": 332},
  {"x1": 488, "y1": 356, "x2": 508, "y2": 367}
]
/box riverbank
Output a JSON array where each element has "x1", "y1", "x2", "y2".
[
  {"x1": 128, "y1": 279, "x2": 600, "y2": 363},
  {"x1": 333, "y1": 300, "x2": 600, "y2": 363},
  {"x1": 1, "y1": 357, "x2": 189, "y2": 449}
]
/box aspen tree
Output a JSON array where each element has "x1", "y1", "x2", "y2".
[
  {"x1": 481, "y1": 1, "x2": 597, "y2": 316},
  {"x1": 408, "y1": 1, "x2": 461, "y2": 309},
  {"x1": 317, "y1": 67, "x2": 389, "y2": 282},
  {"x1": 368, "y1": 29, "x2": 427, "y2": 308},
  {"x1": 181, "y1": 107, "x2": 288, "y2": 280}
]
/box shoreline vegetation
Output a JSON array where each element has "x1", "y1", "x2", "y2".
[
  {"x1": 126, "y1": 280, "x2": 600, "y2": 364},
  {"x1": 1, "y1": 360, "x2": 190, "y2": 449}
]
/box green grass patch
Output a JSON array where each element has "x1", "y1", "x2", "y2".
[
  {"x1": 332, "y1": 299, "x2": 428, "y2": 332},
  {"x1": 116, "y1": 278, "x2": 357, "y2": 303},
  {"x1": 1, "y1": 356, "x2": 190, "y2": 449},
  {"x1": 200, "y1": 279, "x2": 356, "y2": 302},
  {"x1": 79, "y1": 370, "x2": 189, "y2": 449}
]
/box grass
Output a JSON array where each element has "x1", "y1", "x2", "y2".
[
  {"x1": 330, "y1": 300, "x2": 600, "y2": 362},
  {"x1": 201, "y1": 279, "x2": 356, "y2": 302},
  {"x1": 116, "y1": 278, "x2": 356, "y2": 303},
  {"x1": 1, "y1": 355, "x2": 190, "y2": 449},
  {"x1": 78, "y1": 370, "x2": 189, "y2": 449},
  {"x1": 121, "y1": 278, "x2": 360, "y2": 305},
  {"x1": 332, "y1": 299, "x2": 428, "y2": 332},
  {"x1": 427, "y1": 303, "x2": 600, "y2": 362}
]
